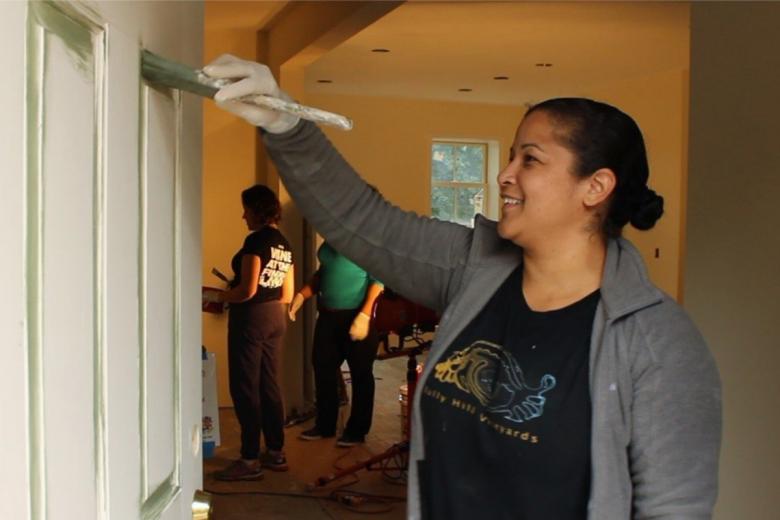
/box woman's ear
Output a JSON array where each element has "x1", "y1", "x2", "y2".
[{"x1": 583, "y1": 168, "x2": 616, "y2": 208}]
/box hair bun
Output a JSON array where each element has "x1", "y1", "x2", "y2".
[{"x1": 630, "y1": 188, "x2": 664, "y2": 230}]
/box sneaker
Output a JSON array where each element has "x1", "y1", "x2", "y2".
[
  {"x1": 262, "y1": 449, "x2": 289, "y2": 472},
  {"x1": 299, "y1": 427, "x2": 334, "y2": 441},
  {"x1": 336, "y1": 433, "x2": 365, "y2": 448},
  {"x1": 214, "y1": 459, "x2": 263, "y2": 481}
]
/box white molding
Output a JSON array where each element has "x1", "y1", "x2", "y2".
[
  {"x1": 139, "y1": 82, "x2": 150, "y2": 502},
  {"x1": 26, "y1": 3, "x2": 110, "y2": 518},
  {"x1": 25, "y1": 17, "x2": 47, "y2": 520},
  {"x1": 138, "y1": 80, "x2": 184, "y2": 520},
  {"x1": 92, "y1": 20, "x2": 110, "y2": 520},
  {"x1": 173, "y1": 88, "x2": 184, "y2": 489}
]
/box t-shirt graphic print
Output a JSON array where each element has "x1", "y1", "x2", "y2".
[
  {"x1": 418, "y1": 265, "x2": 599, "y2": 520},
  {"x1": 230, "y1": 226, "x2": 293, "y2": 305},
  {"x1": 259, "y1": 245, "x2": 293, "y2": 289},
  {"x1": 433, "y1": 339, "x2": 556, "y2": 427}
]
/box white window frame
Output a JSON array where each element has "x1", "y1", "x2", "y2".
[{"x1": 431, "y1": 139, "x2": 499, "y2": 225}]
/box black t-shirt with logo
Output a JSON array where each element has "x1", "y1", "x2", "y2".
[
  {"x1": 419, "y1": 265, "x2": 599, "y2": 520},
  {"x1": 230, "y1": 226, "x2": 293, "y2": 305}
]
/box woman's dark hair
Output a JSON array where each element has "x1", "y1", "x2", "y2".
[
  {"x1": 241, "y1": 184, "x2": 281, "y2": 226},
  {"x1": 526, "y1": 98, "x2": 664, "y2": 238}
]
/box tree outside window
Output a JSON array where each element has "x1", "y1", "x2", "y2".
[{"x1": 431, "y1": 141, "x2": 487, "y2": 227}]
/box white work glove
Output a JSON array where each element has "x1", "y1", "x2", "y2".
[
  {"x1": 287, "y1": 293, "x2": 305, "y2": 321},
  {"x1": 349, "y1": 312, "x2": 371, "y2": 341},
  {"x1": 202, "y1": 289, "x2": 222, "y2": 304},
  {"x1": 202, "y1": 54, "x2": 299, "y2": 134},
  {"x1": 202, "y1": 289, "x2": 223, "y2": 312}
]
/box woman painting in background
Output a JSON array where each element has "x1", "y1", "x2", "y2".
[
  {"x1": 204, "y1": 55, "x2": 721, "y2": 519},
  {"x1": 203, "y1": 184, "x2": 295, "y2": 481},
  {"x1": 288, "y1": 240, "x2": 384, "y2": 447}
]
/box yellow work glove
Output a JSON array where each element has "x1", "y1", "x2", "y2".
[
  {"x1": 349, "y1": 312, "x2": 371, "y2": 341},
  {"x1": 287, "y1": 292, "x2": 305, "y2": 322}
]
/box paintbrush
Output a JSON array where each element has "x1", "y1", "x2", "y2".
[
  {"x1": 211, "y1": 267, "x2": 230, "y2": 284},
  {"x1": 141, "y1": 50, "x2": 353, "y2": 131}
]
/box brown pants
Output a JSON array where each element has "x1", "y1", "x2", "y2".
[{"x1": 228, "y1": 301, "x2": 286, "y2": 459}]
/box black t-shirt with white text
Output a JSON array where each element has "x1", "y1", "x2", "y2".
[
  {"x1": 230, "y1": 226, "x2": 292, "y2": 305},
  {"x1": 419, "y1": 265, "x2": 599, "y2": 520}
]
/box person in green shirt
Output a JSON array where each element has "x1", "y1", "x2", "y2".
[{"x1": 288, "y1": 241, "x2": 384, "y2": 446}]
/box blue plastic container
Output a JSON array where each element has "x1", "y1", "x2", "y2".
[{"x1": 203, "y1": 440, "x2": 215, "y2": 459}]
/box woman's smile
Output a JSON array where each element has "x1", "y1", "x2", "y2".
[{"x1": 502, "y1": 195, "x2": 524, "y2": 211}]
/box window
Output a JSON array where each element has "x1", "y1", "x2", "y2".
[{"x1": 430, "y1": 141, "x2": 487, "y2": 227}]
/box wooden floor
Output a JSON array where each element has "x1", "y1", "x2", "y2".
[{"x1": 203, "y1": 356, "x2": 411, "y2": 520}]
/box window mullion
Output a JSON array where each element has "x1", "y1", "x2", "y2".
[{"x1": 431, "y1": 141, "x2": 489, "y2": 227}]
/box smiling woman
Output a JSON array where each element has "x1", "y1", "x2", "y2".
[
  {"x1": 204, "y1": 54, "x2": 721, "y2": 520},
  {"x1": 497, "y1": 99, "x2": 665, "y2": 311},
  {"x1": 522, "y1": 98, "x2": 664, "y2": 237}
]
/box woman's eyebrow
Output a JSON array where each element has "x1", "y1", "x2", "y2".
[{"x1": 520, "y1": 143, "x2": 545, "y2": 152}]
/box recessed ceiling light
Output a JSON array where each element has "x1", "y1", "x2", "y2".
[
  {"x1": 371, "y1": 48, "x2": 390, "y2": 53},
  {"x1": 317, "y1": 79, "x2": 333, "y2": 84},
  {"x1": 493, "y1": 76, "x2": 509, "y2": 80},
  {"x1": 458, "y1": 88, "x2": 472, "y2": 92}
]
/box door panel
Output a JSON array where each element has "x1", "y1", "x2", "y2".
[
  {"x1": 41, "y1": 30, "x2": 100, "y2": 520},
  {"x1": 144, "y1": 87, "x2": 180, "y2": 496},
  {"x1": 2, "y1": 2, "x2": 205, "y2": 519},
  {"x1": 27, "y1": 4, "x2": 107, "y2": 518}
]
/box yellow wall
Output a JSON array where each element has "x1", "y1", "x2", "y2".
[
  {"x1": 204, "y1": 72, "x2": 688, "y2": 405},
  {"x1": 203, "y1": 3, "x2": 688, "y2": 408},
  {"x1": 203, "y1": 2, "x2": 402, "y2": 408},
  {"x1": 202, "y1": 3, "x2": 259, "y2": 407},
  {"x1": 309, "y1": 66, "x2": 689, "y2": 300},
  {"x1": 582, "y1": 67, "x2": 690, "y2": 299},
  {"x1": 308, "y1": 92, "x2": 522, "y2": 215}
]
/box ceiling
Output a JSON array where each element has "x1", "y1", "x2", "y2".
[
  {"x1": 205, "y1": 0, "x2": 286, "y2": 31},
  {"x1": 304, "y1": 2, "x2": 690, "y2": 106}
]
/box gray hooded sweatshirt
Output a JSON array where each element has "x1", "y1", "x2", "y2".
[{"x1": 264, "y1": 121, "x2": 721, "y2": 519}]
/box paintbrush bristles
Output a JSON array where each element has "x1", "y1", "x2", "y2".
[{"x1": 141, "y1": 50, "x2": 218, "y2": 98}]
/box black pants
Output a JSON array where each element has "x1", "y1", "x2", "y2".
[
  {"x1": 313, "y1": 308, "x2": 379, "y2": 436},
  {"x1": 228, "y1": 301, "x2": 286, "y2": 459}
]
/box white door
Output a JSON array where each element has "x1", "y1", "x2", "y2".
[{"x1": 0, "y1": 2, "x2": 204, "y2": 519}]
